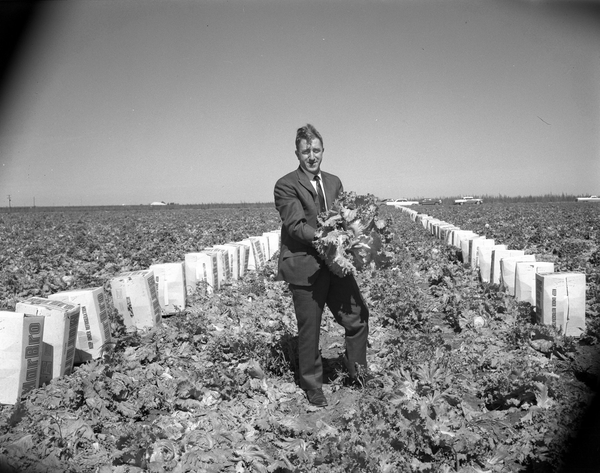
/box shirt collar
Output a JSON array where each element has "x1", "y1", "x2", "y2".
[{"x1": 301, "y1": 168, "x2": 322, "y2": 182}]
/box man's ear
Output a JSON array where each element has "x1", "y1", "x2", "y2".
[{"x1": 295, "y1": 150, "x2": 300, "y2": 160}]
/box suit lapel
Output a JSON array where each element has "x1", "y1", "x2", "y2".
[
  {"x1": 320, "y1": 173, "x2": 337, "y2": 208},
  {"x1": 296, "y1": 168, "x2": 316, "y2": 197}
]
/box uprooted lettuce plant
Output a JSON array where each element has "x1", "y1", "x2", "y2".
[{"x1": 313, "y1": 191, "x2": 393, "y2": 277}]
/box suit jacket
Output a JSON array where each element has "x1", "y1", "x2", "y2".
[{"x1": 274, "y1": 167, "x2": 343, "y2": 286}]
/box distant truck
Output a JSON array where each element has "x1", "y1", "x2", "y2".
[
  {"x1": 576, "y1": 195, "x2": 600, "y2": 203},
  {"x1": 454, "y1": 196, "x2": 483, "y2": 205},
  {"x1": 385, "y1": 198, "x2": 419, "y2": 207}
]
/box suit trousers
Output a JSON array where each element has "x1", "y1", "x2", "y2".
[{"x1": 289, "y1": 268, "x2": 369, "y2": 391}]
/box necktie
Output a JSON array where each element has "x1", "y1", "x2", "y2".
[{"x1": 314, "y1": 175, "x2": 326, "y2": 213}]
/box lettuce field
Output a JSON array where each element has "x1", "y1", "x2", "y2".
[{"x1": 1, "y1": 202, "x2": 599, "y2": 473}]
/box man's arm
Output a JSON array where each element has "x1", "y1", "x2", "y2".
[{"x1": 274, "y1": 177, "x2": 316, "y2": 245}]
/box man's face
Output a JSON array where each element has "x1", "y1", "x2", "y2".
[{"x1": 296, "y1": 138, "x2": 323, "y2": 175}]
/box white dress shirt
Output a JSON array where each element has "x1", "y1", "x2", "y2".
[{"x1": 301, "y1": 168, "x2": 328, "y2": 210}]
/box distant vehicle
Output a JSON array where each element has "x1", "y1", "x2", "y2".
[
  {"x1": 419, "y1": 198, "x2": 442, "y2": 206},
  {"x1": 576, "y1": 195, "x2": 600, "y2": 203},
  {"x1": 385, "y1": 198, "x2": 419, "y2": 207},
  {"x1": 454, "y1": 196, "x2": 483, "y2": 205}
]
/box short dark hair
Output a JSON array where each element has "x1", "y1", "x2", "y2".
[{"x1": 295, "y1": 124, "x2": 323, "y2": 149}]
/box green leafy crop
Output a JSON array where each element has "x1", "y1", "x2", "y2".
[{"x1": 314, "y1": 191, "x2": 392, "y2": 277}]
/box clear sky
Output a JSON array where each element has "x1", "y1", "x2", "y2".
[{"x1": 0, "y1": 0, "x2": 598, "y2": 207}]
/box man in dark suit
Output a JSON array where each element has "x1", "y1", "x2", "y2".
[{"x1": 274, "y1": 123, "x2": 369, "y2": 407}]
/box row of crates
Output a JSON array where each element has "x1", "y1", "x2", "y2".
[
  {"x1": 112, "y1": 231, "x2": 281, "y2": 330},
  {"x1": 0, "y1": 230, "x2": 281, "y2": 405},
  {"x1": 396, "y1": 206, "x2": 586, "y2": 338}
]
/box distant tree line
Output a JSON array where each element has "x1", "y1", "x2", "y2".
[
  {"x1": 166, "y1": 202, "x2": 274, "y2": 210},
  {"x1": 444, "y1": 193, "x2": 586, "y2": 204},
  {"x1": 1, "y1": 193, "x2": 593, "y2": 213},
  {"x1": 396, "y1": 193, "x2": 587, "y2": 205},
  {"x1": 0, "y1": 202, "x2": 275, "y2": 213}
]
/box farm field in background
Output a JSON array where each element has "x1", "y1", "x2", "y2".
[
  {"x1": 0, "y1": 202, "x2": 599, "y2": 473},
  {"x1": 0, "y1": 207, "x2": 281, "y2": 311},
  {"x1": 420, "y1": 202, "x2": 600, "y2": 276}
]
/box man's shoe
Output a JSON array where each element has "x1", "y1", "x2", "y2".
[
  {"x1": 306, "y1": 388, "x2": 328, "y2": 407},
  {"x1": 343, "y1": 376, "x2": 361, "y2": 388}
]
